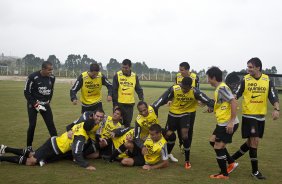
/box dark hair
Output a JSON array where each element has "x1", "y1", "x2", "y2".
[
  {"x1": 114, "y1": 107, "x2": 122, "y2": 116},
  {"x1": 206, "y1": 66, "x2": 222, "y2": 82},
  {"x1": 181, "y1": 76, "x2": 192, "y2": 86},
  {"x1": 137, "y1": 101, "x2": 148, "y2": 108},
  {"x1": 122, "y1": 59, "x2": 132, "y2": 67},
  {"x1": 149, "y1": 124, "x2": 162, "y2": 133},
  {"x1": 179, "y1": 62, "x2": 190, "y2": 70},
  {"x1": 90, "y1": 63, "x2": 100, "y2": 72},
  {"x1": 42, "y1": 61, "x2": 52, "y2": 69},
  {"x1": 94, "y1": 108, "x2": 105, "y2": 115},
  {"x1": 247, "y1": 57, "x2": 262, "y2": 71}
]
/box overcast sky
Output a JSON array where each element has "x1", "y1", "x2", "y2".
[{"x1": 1, "y1": 0, "x2": 282, "y2": 73}]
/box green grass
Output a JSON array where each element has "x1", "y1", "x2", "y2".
[{"x1": 0, "y1": 80, "x2": 281, "y2": 184}]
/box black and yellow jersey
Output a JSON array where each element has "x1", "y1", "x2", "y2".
[
  {"x1": 135, "y1": 105, "x2": 159, "y2": 140},
  {"x1": 235, "y1": 73, "x2": 279, "y2": 116},
  {"x1": 70, "y1": 71, "x2": 112, "y2": 106},
  {"x1": 214, "y1": 82, "x2": 238, "y2": 124},
  {"x1": 143, "y1": 135, "x2": 168, "y2": 165},
  {"x1": 98, "y1": 116, "x2": 122, "y2": 139},
  {"x1": 152, "y1": 85, "x2": 214, "y2": 116},
  {"x1": 175, "y1": 72, "x2": 199, "y2": 88},
  {"x1": 112, "y1": 70, "x2": 143, "y2": 105}
]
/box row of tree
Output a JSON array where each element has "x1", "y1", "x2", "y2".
[{"x1": 0, "y1": 53, "x2": 278, "y2": 82}]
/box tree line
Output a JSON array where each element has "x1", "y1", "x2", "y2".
[{"x1": 0, "y1": 53, "x2": 278, "y2": 82}]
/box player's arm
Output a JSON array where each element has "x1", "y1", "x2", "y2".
[
  {"x1": 66, "y1": 112, "x2": 90, "y2": 131},
  {"x1": 195, "y1": 75, "x2": 200, "y2": 89},
  {"x1": 24, "y1": 74, "x2": 37, "y2": 106},
  {"x1": 134, "y1": 122, "x2": 144, "y2": 149},
  {"x1": 70, "y1": 74, "x2": 83, "y2": 103},
  {"x1": 268, "y1": 80, "x2": 280, "y2": 120},
  {"x1": 234, "y1": 79, "x2": 245, "y2": 99},
  {"x1": 135, "y1": 76, "x2": 144, "y2": 101},
  {"x1": 72, "y1": 135, "x2": 95, "y2": 170},
  {"x1": 102, "y1": 74, "x2": 113, "y2": 100},
  {"x1": 49, "y1": 76, "x2": 55, "y2": 102},
  {"x1": 150, "y1": 105, "x2": 159, "y2": 117},
  {"x1": 112, "y1": 74, "x2": 119, "y2": 107},
  {"x1": 194, "y1": 88, "x2": 214, "y2": 109},
  {"x1": 219, "y1": 87, "x2": 237, "y2": 133},
  {"x1": 96, "y1": 116, "x2": 107, "y2": 141},
  {"x1": 152, "y1": 86, "x2": 174, "y2": 109},
  {"x1": 112, "y1": 127, "x2": 132, "y2": 137}
]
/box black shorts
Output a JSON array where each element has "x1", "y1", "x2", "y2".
[
  {"x1": 34, "y1": 138, "x2": 57, "y2": 162},
  {"x1": 127, "y1": 143, "x2": 145, "y2": 166},
  {"x1": 99, "y1": 139, "x2": 114, "y2": 157},
  {"x1": 213, "y1": 123, "x2": 239, "y2": 144},
  {"x1": 242, "y1": 117, "x2": 265, "y2": 138},
  {"x1": 81, "y1": 102, "x2": 102, "y2": 114},
  {"x1": 165, "y1": 112, "x2": 196, "y2": 131}
]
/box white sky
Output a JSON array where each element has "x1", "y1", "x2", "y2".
[{"x1": 1, "y1": 0, "x2": 282, "y2": 73}]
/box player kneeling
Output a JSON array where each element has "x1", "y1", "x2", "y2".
[{"x1": 142, "y1": 124, "x2": 169, "y2": 170}]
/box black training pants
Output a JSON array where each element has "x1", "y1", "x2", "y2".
[{"x1": 27, "y1": 103, "x2": 58, "y2": 147}]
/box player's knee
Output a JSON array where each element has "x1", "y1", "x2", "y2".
[
  {"x1": 181, "y1": 128, "x2": 189, "y2": 140},
  {"x1": 249, "y1": 137, "x2": 259, "y2": 148},
  {"x1": 165, "y1": 130, "x2": 174, "y2": 137},
  {"x1": 166, "y1": 132, "x2": 176, "y2": 142},
  {"x1": 214, "y1": 141, "x2": 225, "y2": 149},
  {"x1": 121, "y1": 158, "x2": 133, "y2": 166}
]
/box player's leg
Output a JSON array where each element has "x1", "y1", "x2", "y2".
[
  {"x1": 180, "y1": 115, "x2": 191, "y2": 169},
  {"x1": 209, "y1": 125, "x2": 229, "y2": 179},
  {"x1": 249, "y1": 120, "x2": 266, "y2": 179},
  {"x1": 0, "y1": 155, "x2": 28, "y2": 165},
  {"x1": 41, "y1": 104, "x2": 57, "y2": 137},
  {"x1": 232, "y1": 117, "x2": 251, "y2": 160},
  {"x1": 0, "y1": 144, "x2": 31, "y2": 157},
  {"x1": 27, "y1": 103, "x2": 38, "y2": 148}
]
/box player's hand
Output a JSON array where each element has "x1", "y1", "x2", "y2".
[
  {"x1": 110, "y1": 132, "x2": 115, "y2": 138},
  {"x1": 203, "y1": 107, "x2": 213, "y2": 113},
  {"x1": 142, "y1": 147, "x2": 148, "y2": 155},
  {"x1": 226, "y1": 121, "x2": 234, "y2": 134},
  {"x1": 142, "y1": 164, "x2": 151, "y2": 170},
  {"x1": 99, "y1": 138, "x2": 108, "y2": 147},
  {"x1": 86, "y1": 165, "x2": 96, "y2": 171},
  {"x1": 107, "y1": 96, "x2": 112, "y2": 102},
  {"x1": 272, "y1": 110, "x2": 279, "y2": 120},
  {"x1": 166, "y1": 101, "x2": 172, "y2": 106},
  {"x1": 72, "y1": 99, "x2": 78, "y2": 105},
  {"x1": 34, "y1": 102, "x2": 46, "y2": 112},
  {"x1": 198, "y1": 100, "x2": 206, "y2": 107},
  {"x1": 67, "y1": 130, "x2": 73, "y2": 139}
]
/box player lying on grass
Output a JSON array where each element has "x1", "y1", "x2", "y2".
[{"x1": 0, "y1": 109, "x2": 104, "y2": 171}]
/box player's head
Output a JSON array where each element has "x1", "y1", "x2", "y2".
[
  {"x1": 41, "y1": 61, "x2": 53, "y2": 77},
  {"x1": 180, "y1": 77, "x2": 192, "y2": 93},
  {"x1": 247, "y1": 57, "x2": 262, "y2": 76},
  {"x1": 113, "y1": 107, "x2": 122, "y2": 121},
  {"x1": 122, "y1": 59, "x2": 132, "y2": 75},
  {"x1": 206, "y1": 66, "x2": 222, "y2": 87},
  {"x1": 149, "y1": 124, "x2": 162, "y2": 142},
  {"x1": 179, "y1": 62, "x2": 190, "y2": 76},
  {"x1": 89, "y1": 63, "x2": 100, "y2": 78},
  {"x1": 93, "y1": 108, "x2": 105, "y2": 123},
  {"x1": 137, "y1": 101, "x2": 149, "y2": 117}
]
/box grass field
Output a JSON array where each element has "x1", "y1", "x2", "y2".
[{"x1": 0, "y1": 80, "x2": 281, "y2": 184}]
